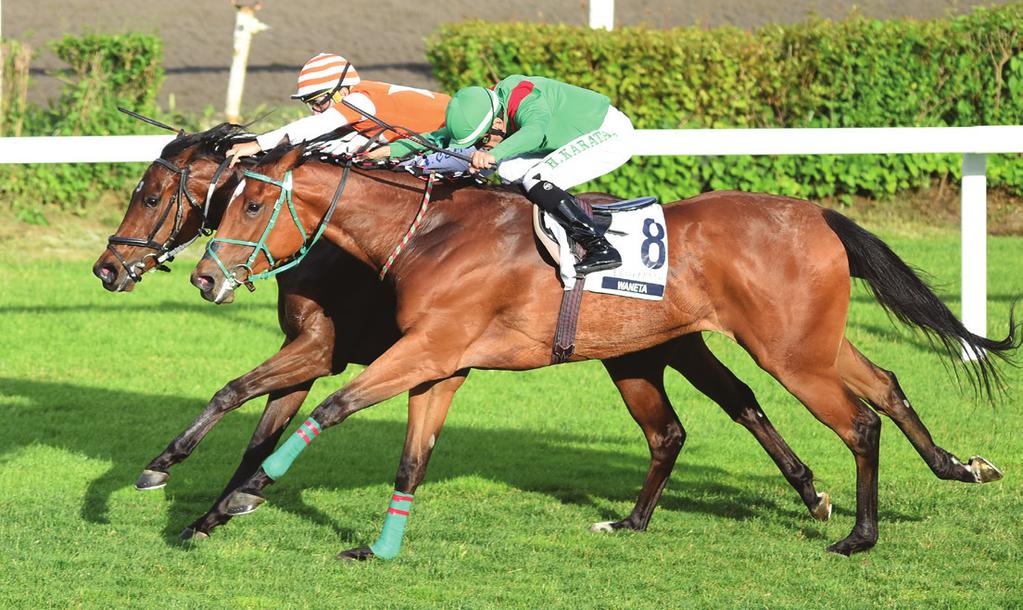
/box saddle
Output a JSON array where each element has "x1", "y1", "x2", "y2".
[
  {"x1": 532, "y1": 196, "x2": 659, "y2": 266},
  {"x1": 535, "y1": 195, "x2": 659, "y2": 365}
]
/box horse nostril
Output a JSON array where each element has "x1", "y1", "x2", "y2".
[
  {"x1": 96, "y1": 264, "x2": 117, "y2": 284},
  {"x1": 194, "y1": 275, "x2": 214, "y2": 292}
]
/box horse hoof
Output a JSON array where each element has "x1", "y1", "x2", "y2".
[
  {"x1": 811, "y1": 492, "x2": 832, "y2": 522},
  {"x1": 178, "y1": 527, "x2": 209, "y2": 542},
  {"x1": 226, "y1": 492, "x2": 265, "y2": 516},
  {"x1": 337, "y1": 546, "x2": 375, "y2": 561},
  {"x1": 590, "y1": 521, "x2": 617, "y2": 533},
  {"x1": 969, "y1": 456, "x2": 1003, "y2": 483},
  {"x1": 135, "y1": 469, "x2": 169, "y2": 491},
  {"x1": 826, "y1": 532, "x2": 876, "y2": 556}
]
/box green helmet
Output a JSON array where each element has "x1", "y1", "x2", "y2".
[{"x1": 446, "y1": 86, "x2": 501, "y2": 146}]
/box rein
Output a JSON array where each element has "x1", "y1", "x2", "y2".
[
  {"x1": 206, "y1": 159, "x2": 351, "y2": 291},
  {"x1": 337, "y1": 98, "x2": 474, "y2": 164},
  {"x1": 106, "y1": 157, "x2": 219, "y2": 282}
]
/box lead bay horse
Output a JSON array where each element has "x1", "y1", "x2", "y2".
[
  {"x1": 94, "y1": 125, "x2": 831, "y2": 541},
  {"x1": 191, "y1": 142, "x2": 1017, "y2": 558}
]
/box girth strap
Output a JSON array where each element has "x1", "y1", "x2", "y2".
[{"x1": 551, "y1": 200, "x2": 592, "y2": 364}]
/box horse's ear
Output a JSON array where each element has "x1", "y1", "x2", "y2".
[
  {"x1": 280, "y1": 143, "x2": 306, "y2": 167},
  {"x1": 177, "y1": 129, "x2": 186, "y2": 138}
]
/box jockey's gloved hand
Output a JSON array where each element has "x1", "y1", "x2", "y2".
[{"x1": 400, "y1": 147, "x2": 493, "y2": 176}]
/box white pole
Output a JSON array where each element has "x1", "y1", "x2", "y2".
[
  {"x1": 225, "y1": 1, "x2": 269, "y2": 124},
  {"x1": 1, "y1": 0, "x2": 5, "y2": 134},
  {"x1": 961, "y1": 153, "x2": 987, "y2": 358},
  {"x1": 589, "y1": 0, "x2": 615, "y2": 31}
]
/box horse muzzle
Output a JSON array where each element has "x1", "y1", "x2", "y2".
[
  {"x1": 92, "y1": 258, "x2": 136, "y2": 293},
  {"x1": 190, "y1": 263, "x2": 236, "y2": 304}
]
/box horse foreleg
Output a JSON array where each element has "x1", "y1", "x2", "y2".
[
  {"x1": 224, "y1": 331, "x2": 461, "y2": 517},
  {"x1": 591, "y1": 347, "x2": 684, "y2": 533},
  {"x1": 338, "y1": 372, "x2": 467, "y2": 561},
  {"x1": 668, "y1": 335, "x2": 831, "y2": 521},
  {"x1": 838, "y1": 339, "x2": 1002, "y2": 484},
  {"x1": 178, "y1": 382, "x2": 312, "y2": 540},
  {"x1": 135, "y1": 332, "x2": 333, "y2": 491}
]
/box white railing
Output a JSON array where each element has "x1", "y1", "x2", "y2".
[{"x1": 2, "y1": 126, "x2": 1021, "y2": 341}]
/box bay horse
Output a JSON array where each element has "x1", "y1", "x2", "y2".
[
  {"x1": 191, "y1": 142, "x2": 1017, "y2": 558},
  {"x1": 93, "y1": 125, "x2": 832, "y2": 541}
]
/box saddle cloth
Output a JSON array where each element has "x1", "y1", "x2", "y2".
[{"x1": 533, "y1": 197, "x2": 668, "y2": 301}]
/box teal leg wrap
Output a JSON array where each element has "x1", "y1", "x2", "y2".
[
  {"x1": 261, "y1": 418, "x2": 322, "y2": 480},
  {"x1": 369, "y1": 491, "x2": 414, "y2": 560}
]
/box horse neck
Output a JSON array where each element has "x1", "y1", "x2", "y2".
[{"x1": 292, "y1": 164, "x2": 434, "y2": 273}]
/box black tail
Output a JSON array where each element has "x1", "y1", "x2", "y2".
[{"x1": 822, "y1": 208, "x2": 1020, "y2": 399}]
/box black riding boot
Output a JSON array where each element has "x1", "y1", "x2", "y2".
[{"x1": 526, "y1": 181, "x2": 622, "y2": 275}]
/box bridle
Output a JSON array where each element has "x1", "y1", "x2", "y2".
[
  {"x1": 205, "y1": 159, "x2": 351, "y2": 292},
  {"x1": 106, "y1": 156, "x2": 232, "y2": 283}
]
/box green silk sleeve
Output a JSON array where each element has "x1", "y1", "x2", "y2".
[{"x1": 490, "y1": 98, "x2": 552, "y2": 161}]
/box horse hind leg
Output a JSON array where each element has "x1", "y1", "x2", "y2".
[
  {"x1": 766, "y1": 364, "x2": 882, "y2": 555},
  {"x1": 838, "y1": 339, "x2": 1002, "y2": 484},
  {"x1": 666, "y1": 335, "x2": 831, "y2": 521}
]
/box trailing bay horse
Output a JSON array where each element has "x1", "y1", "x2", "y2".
[
  {"x1": 191, "y1": 142, "x2": 1017, "y2": 558},
  {"x1": 93, "y1": 125, "x2": 831, "y2": 541}
]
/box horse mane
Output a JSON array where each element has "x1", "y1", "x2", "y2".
[
  {"x1": 198, "y1": 123, "x2": 255, "y2": 159},
  {"x1": 158, "y1": 122, "x2": 254, "y2": 161},
  {"x1": 159, "y1": 130, "x2": 206, "y2": 159},
  {"x1": 254, "y1": 124, "x2": 374, "y2": 170}
]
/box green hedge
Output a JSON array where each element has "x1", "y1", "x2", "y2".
[
  {"x1": 1, "y1": 33, "x2": 164, "y2": 222},
  {"x1": 427, "y1": 5, "x2": 1023, "y2": 202}
]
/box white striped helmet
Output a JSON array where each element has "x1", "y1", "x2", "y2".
[{"x1": 290, "y1": 53, "x2": 360, "y2": 101}]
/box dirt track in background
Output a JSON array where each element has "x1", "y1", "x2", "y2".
[{"x1": 5, "y1": 0, "x2": 1014, "y2": 117}]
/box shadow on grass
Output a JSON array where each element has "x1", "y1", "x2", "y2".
[
  {"x1": 2, "y1": 376, "x2": 932, "y2": 550},
  {"x1": 0, "y1": 301, "x2": 278, "y2": 334}
]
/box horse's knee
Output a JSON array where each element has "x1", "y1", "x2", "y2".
[
  {"x1": 395, "y1": 454, "x2": 429, "y2": 490},
  {"x1": 654, "y1": 420, "x2": 686, "y2": 459},
  {"x1": 309, "y1": 392, "x2": 356, "y2": 428},
  {"x1": 732, "y1": 404, "x2": 767, "y2": 429},
  {"x1": 850, "y1": 409, "x2": 881, "y2": 456},
  {"x1": 210, "y1": 382, "x2": 243, "y2": 413}
]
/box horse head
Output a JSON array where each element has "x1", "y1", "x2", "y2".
[
  {"x1": 191, "y1": 142, "x2": 318, "y2": 304},
  {"x1": 93, "y1": 123, "x2": 250, "y2": 292}
]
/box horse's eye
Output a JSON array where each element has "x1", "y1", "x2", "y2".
[
  {"x1": 245, "y1": 201, "x2": 262, "y2": 215},
  {"x1": 144, "y1": 196, "x2": 159, "y2": 208}
]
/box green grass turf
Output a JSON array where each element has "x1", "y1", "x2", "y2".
[{"x1": 0, "y1": 235, "x2": 1020, "y2": 609}]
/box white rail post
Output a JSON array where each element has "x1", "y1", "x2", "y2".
[
  {"x1": 224, "y1": 1, "x2": 269, "y2": 124},
  {"x1": 1, "y1": 0, "x2": 5, "y2": 133},
  {"x1": 589, "y1": 0, "x2": 615, "y2": 31},
  {"x1": 961, "y1": 152, "x2": 987, "y2": 358}
]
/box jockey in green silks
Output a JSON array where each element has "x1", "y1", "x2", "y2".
[{"x1": 368, "y1": 74, "x2": 635, "y2": 275}]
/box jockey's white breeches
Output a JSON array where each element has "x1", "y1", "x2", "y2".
[{"x1": 496, "y1": 106, "x2": 634, "y2": 192}]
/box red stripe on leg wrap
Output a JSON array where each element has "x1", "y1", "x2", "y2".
[
  {"x1": 296, "y1": 428, "x2": 312, "y2": 444},
  {"x1": 388, "y1": 507, "x2": 410, "y2": 516},
  {"x1": 392, "y1": 493, "x2": 414, "y2": 503},
  {"x1": 305, "y1": 420, "x2": 320, "y2": 436}
]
